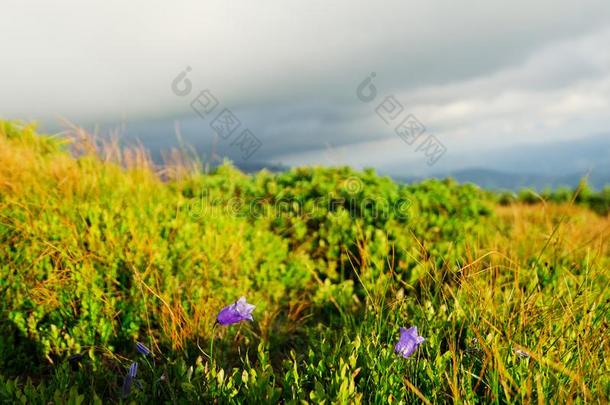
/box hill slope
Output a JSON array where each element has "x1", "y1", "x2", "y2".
[{"x1": 0, "y1": 121, "x2": 608, "y2": 403}]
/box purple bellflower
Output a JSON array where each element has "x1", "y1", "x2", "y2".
[
  {"x1": 136, "y1": 342, "x2": 151, "y2": 356},
  {"x1": 122, "y1": 361, "x2": 139, "y2": 397},
  {"x1": 394, "y1": 326, "x2": 425, "y2": 358},
  {"x1": 128, "y1": 361, "x2": 138, "y2": 378},
  {"x1": 217, "y1": 296, "x2": 255, "y2": 325}
]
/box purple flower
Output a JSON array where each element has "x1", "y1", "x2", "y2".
[
  {"x1": 122, "y1": 362, "x2": 139, "y2": 397},
  {"x1": 68, "y1": 353, "x2": 83, "y2": 363},
  {"x1": 129, "y1": 361, "x2": 138, "y2": 378},
  {"x1": 394, "y1": 326, "x2": 425, "y2": 358},
  {"x1": 136, "y1": 342, "x2": 151, "y2": 356},
  {"x1": 121, "y1": 376, "x2": 133, "y2": 398},
  {"x1": 217, "y1": 296, "x2": 255, "y2": 325}
]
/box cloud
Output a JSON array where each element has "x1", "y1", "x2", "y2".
[
  {"x1": 272, "y1": 26, "x2": 610, "y2": 174},
  {"x1": 1, "y1": 0, "x2": 609, "y2": 176},
  {"x1": 2, "y1": 0, "x2": 610, "y2": 118}
]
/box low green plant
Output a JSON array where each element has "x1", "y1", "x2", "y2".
[{"x1": 0, "y1": 121, "x2": 608, "y2": 403}]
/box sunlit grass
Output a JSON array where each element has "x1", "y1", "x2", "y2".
[{"x1": 0, "y1": 121, "x2": 608, "y2": 403}]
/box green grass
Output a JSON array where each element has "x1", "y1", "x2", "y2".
[{"x1": 0, "y1": 121, "x2": 608, "y2": 403}]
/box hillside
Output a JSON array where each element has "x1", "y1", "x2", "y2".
[
  {"x1": 0, "y1": 121, "x2": 608, "y2": 403},
  {"x1": 394, "y1": 167, "x2": 610, "y2": 191}
]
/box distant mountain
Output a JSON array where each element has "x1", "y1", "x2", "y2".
[
  {"x1": 395, "y1": 166, "x2": 610, "y2": 190},
  {"x1": 385, "y1": 133, "x2": 610, "y2": 190},
  {"x1": 46, "y1": 118, "x2": 609, "y2": 190},
  {"x1": 234, "y1": 161, "x2": 288, "y2": 173},
  {"x1": 383, "y1": 133, "x2": 610, "y2": 178},
  {"x1": 466, "y1": 134, "x2": 610, "y2": 176}
]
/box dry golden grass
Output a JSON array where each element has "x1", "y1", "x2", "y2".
[
  {"x1": 443, "y1": 203, "x2": 610, "y2": 402},
  {"x1": 1, "y1": 120, "x2": 607, "y2": 402}
]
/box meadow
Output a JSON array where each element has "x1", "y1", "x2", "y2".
[{"x1": 0, "y1": 121, "x2": 608, "y2": 404}]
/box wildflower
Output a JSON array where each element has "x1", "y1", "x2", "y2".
[
  {"x1": 121, "y1": 376, "x2": 133, "y2": 398},
  {"x1": 136, "y1": 342, "x2": 151, "y2": 356},
  {"x1": 129, "y1": 361, "x2": 138, "y2": 378},
  {"x1": 394, "y1": 326, "x2": 425, "y2": 358},
  {"x1": 68, "y1": 353, "x2": 83, "y2": 371},
  {"x1": 122, "y1": 362, "x2": 139, "y2": 397},
  {"x1": 217, "y1": 296, "x2": 256, "y2": 325}
]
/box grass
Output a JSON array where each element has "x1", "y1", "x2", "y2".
[{"x1": 0, "y1": 120, "x2": 608, "y2": 403}]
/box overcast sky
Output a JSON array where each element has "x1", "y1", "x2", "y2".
[{"x1": 2, "y1": 1, "x2": 610, "y2": 174}]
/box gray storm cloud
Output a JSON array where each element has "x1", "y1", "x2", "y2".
[{"x1": 1, "y1": 0, "x2": 609, "y2": 174}]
